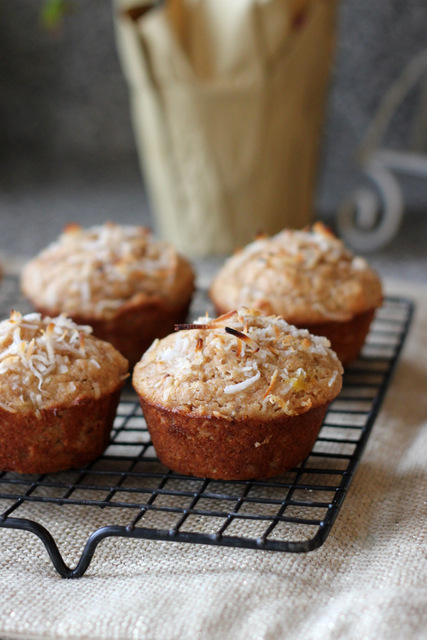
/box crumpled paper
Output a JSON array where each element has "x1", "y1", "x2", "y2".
[{"x1": 115, "y1": 0, "x2": 338, "y2": 256}]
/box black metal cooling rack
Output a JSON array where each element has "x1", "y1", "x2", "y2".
[{"x1": 0, "y1": 273, "x2": 414, "y2": 578}]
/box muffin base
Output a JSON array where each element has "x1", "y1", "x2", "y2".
[
  {"x1": 299, "y1": 308, "x2": 376, "y2": 366},
  {"x1": 0, "y1": 388, "x2": 122, "y2": 474},
  {"x1": 138, "y1": 399, "x2": 329, "y2": 480}
]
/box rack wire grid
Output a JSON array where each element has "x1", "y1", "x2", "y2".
[{"x1": 0, "y1": 273, "x2": 413, "y2": 578}]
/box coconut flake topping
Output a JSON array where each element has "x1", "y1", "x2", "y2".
[
  {"x1": 21, "y1": 223, "x2": 184, "y2": 318},
  {"x1": 210, "y1": 223, "x2": 383, "y2": 323},
  {"x1": 138, "y1": 308, "x2": 344, "y2": 418},
  {"x1": 0, "y1": 311, "x2": 110, "y2": 416},
  {"x1": 0, "y1": 311, "x2": 95, "y2": 385}
]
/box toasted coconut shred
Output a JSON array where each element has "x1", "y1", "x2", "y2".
[
  {"x1": 135, "y1": 309, "x2": 344, "y2": 420},
  {"x1": 0, "y1": 311, "x2": 127, "y2": 418},
  {"x1": 20, "y1": 223, "x2": 185, "y2": 319}
]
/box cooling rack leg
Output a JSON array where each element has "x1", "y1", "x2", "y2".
[
  {"x1": 1, "y1": 517, "x2": 78, "y2": 577},
  {"x1": 0, "y1": 518, "x2": 124, "y2": 578}
]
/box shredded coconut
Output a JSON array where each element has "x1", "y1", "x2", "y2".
[
  {"x1": 210, "y1": 222, "x2": 383, "y2": 323},
  {"x1": 21, "y1": 223, "x2": 193, "y2": 320},
  {"x1": 224, "y1": 370, "x2": 261, "y2": 394},
  {"x1": 0, "y1": 310, "x2": 128, "y2": 415},
  {"x1": 134, "y1": 308, "x2": 343, "y2": 419}
]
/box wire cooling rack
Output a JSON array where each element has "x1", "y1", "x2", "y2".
[{"x1": 0, "y1": 273, "x2": 413, "y2": 578}]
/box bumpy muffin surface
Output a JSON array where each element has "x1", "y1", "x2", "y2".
[
  {"x1": 21, "y1": 223, "x2": 195, "y2": 320},
  {"x1": 133, "y1": 308, "x2": 343, "y2": 420},
  {"x1": 0, "y1": 310, "x2": 128, "y2": 418},
  {"x1": 210, "y1": 223, "x2": 382, "y2": 324}
]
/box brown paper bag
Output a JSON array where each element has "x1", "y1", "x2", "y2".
[{"x1": 114, "y1": 0, "x2": 338, "y2": 257}]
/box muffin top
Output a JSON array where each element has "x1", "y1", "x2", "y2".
[
  {"x1": 0, "y1": 311, "x2": 128, "y2": 418},
  {"x1": 133, "y1": 308, "x2": 343, "y2": 421},
  {"x1": 21, "y1": 223, "x2": 195, "y2": 320},
  {"x1": 210, "y1": 223, "x2": 383, "y2": 323}
]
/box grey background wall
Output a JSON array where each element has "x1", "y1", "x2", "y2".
[{"x1": 1, "y1": 0, "x2": 427, "y2": 257}]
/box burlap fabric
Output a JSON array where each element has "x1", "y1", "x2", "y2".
[{"x1": 0, "y1": 278, "x2": 426, "y2": 640}]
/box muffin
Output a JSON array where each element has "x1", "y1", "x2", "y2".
[
  {"x1": 210, "y1": 223, "x2": 383, "y2": 365},
  {"x1": 133, "y1": 308, "x2": 343, "y2": 480},
  {"x1": 0, "y1": 310, "x2": 128, "y2": 474},
  {"x1": 20, "y1": 223, "x2": 195, "y2": 367}
]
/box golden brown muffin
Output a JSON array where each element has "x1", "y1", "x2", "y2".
[
  {"x1": 20, "y1": 222, "x2": 195, "y2": 366},
  {"x1": 209, "y1": 223, "x2": 383, "y2": 365},
  {"x1": 0, "y1": 310, "x2": 128, "y2": 474},
  {"x1": 133, "y1": 308, "x2": 343, "y2": 480}
]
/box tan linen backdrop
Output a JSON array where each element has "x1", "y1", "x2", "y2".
[
  {"x1": 0, "y1": 275, "x2": 426, "y2": 640},
  {"x1": 114, "y1": 0, "x2": 338, "y2": 257}
]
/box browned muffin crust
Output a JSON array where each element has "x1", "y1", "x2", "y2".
[
  {"x1": 139, "y1": 399, "x2": 329, "y2": 480},
  {"x1": 0, "y1": 311, "x2": 128, "y2": 474},
  {"x1": 133, "y1": 308, "x2": 343, "y2": 480},
  {"x1": 209, "y1": 223, "x2": 383, "y2": 364},
  {"x1": 0, "y1": 391, "x2": 121, "y2": 475},
  {"x1": 20, "y1": 222, "x2": 195, "y2": 365}
]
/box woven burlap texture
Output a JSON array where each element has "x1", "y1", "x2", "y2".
[{"x1": 0, "y1": 279, "x2": 426, "y2": 640}]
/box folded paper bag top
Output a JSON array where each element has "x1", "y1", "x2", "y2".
[
  {"x1": 115, "y1": 0, "x2": 338, "y2": 257},
  {"x1": 163, "y1": 0, "x2": 316, "y2": 81}
]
